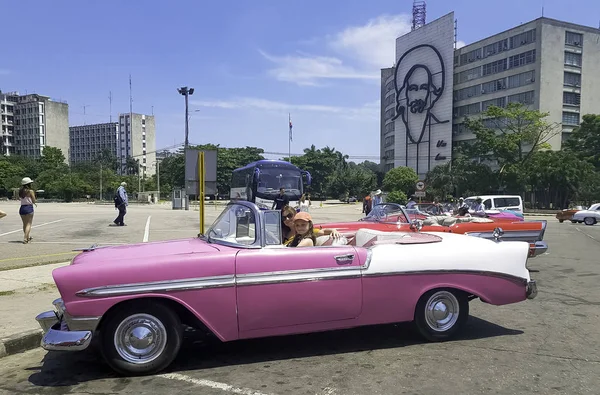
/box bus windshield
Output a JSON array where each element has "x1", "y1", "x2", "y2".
[{"x1": 256, "y1": 167, "x2": 302, "y2": 200}]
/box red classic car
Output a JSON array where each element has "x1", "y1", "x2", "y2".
[{"x1": 318, "y1": 203, "x2": 548, "y2": 258}]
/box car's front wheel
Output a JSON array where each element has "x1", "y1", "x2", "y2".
[
  {"x1": 100, "y1": 301, "x2": 182, "y2": 376},
  {"x1": 584, "y1": 217, "x2": 597, "y2": 226},
  {"x1": 414, "y1": 289, "x2": 469, "y2": 341}
]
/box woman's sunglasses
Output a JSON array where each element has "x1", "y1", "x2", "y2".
[{"x1": 284, "y1": 214, "x2": 295, "y2": 220}]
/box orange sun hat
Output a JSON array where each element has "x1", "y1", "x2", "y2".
[{"x1": 294, "y1": 212, "x2": 312, "y2": 222}]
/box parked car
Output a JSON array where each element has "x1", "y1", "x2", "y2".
[
  {"x1": 555, "y1": 207, "x2": 584, "y2": 223},
  {"x1": 571, "y1": 203, "x2": 600, "y2": 225},
  {"x1": 318, "y1": 203, "x2": 547, "y2": 258},
  {"x1": 35, "y1": 201, "x2": 537, "y2": 376},
  {"x1": 464, "y1": 195, "x2": 524, "y2": 214}
]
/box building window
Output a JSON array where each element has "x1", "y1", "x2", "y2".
[
  {"x1": 455, "y1": 103, "x2": 481, "y2": 117},
  {"x1": 384, "y1": 149, "x2": 395, "y2": 161},
  {"x1": 385, "y1": 122, "x2": 395, "y2": 134},
  {"x1": 482, "y1": 59, "x2": 507, "y2": 76},
  {"x1": 508, "y1": 50, "x2": 536, "y2": 69},
  {"x1": 481, "y1": 78, "x2": 506, "y2": 94},
  {"x1": 509, "y1": 29, "x2": 536, "y2": 50},
  {"x1": 564, "y1": 52, "x2": 582, "y2": 67},
  {"x1": 565, "y1": 31, "x2": 583, "y2": 47},
  {"x1": 454, "y1": 84, "x2": 481, "y2": 101},
  {"x1": 482, "y1": 97, "x2": 506, "y2": 111},
  {"x1": 483, "y1": 38, "x2": 509, "y2": 58},
  {"x1": 564, "y1": 72, "x2": 581, "y2": 87},
  {"x1": 507, "y1": 70, "x2": 535, "y2": 89},
  {"x1": 562, "y1": 112, "x2": 580, "y2": 125},
  {"x1": 385, "y1": 80, "x2": 394, "y2": 92},
  {"x1": 508, "y1": 91, "x2": 535, "y2": 105},
  {"x1": 459, "y1": 48, "x2": 482, "y2": 66},
  {"x1": 384, "y1": 163, "x2": 394, "y2": 171},
  {"x1": 384, "y1": 108, "x2": 395, "y2": 121},
  {"x1": 563, "y1": 92, "x2": 581, "y2": 106},
  {"x1": 456, "y1": 66, "x2": 481, "y2": 84},
  {"x1": 384, "y1": 135, "x2": 395, "y2": 147},
  {"x1": 384, "y1": 93, "x2": 396, "y2": 107}
]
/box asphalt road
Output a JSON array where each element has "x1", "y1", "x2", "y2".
[{"x1": 0, "y1": 203, "x2": 599, "y2": 394}]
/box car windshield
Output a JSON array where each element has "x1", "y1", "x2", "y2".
[
  {"x1": 363, "y1": 204, "x2": 409, "y2": 223},
  {"x1": 206, "y1": 203, "x2": 257, "y2": 246}
]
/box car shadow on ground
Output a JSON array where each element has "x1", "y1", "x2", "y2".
[{"x1": 27, "y1": 316, "x2": 523, "y2": 387}]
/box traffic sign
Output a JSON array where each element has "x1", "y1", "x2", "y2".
[
  {"x1": 416, "y1": 181, "x2": 426, "y2": 191},
  {"x1": 414, "y1": 191, "x2": 426, "y2": 197}
]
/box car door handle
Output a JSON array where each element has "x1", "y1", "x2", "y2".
[{"x1": 335, "y1": 254, "x2": 354, "y2": 264}]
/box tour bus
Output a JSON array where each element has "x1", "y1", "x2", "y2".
[{"x1": 230, "y1": 160, "x2": 311, "y2": 210}]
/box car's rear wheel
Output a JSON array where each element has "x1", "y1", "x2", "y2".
[
  {"x1": 100, "y1": 301, "x2": 182, "y2": 376},
  {"x1": 558, "y1": 219, "x2": 564, "y2": 223},
  {"x1": 584, "y1": 217, "x2": 597, "y2": 226},
  {"x1": 414, "y1": 289, "x2": 469, "y2": 342}
]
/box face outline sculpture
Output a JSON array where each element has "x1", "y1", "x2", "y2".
[{"x1": 392, "y1": 44, "x2": 448, "y2": 144}]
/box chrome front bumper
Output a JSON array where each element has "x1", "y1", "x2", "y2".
[
  {"x1": 526, "y1": 280, "x2": 538, "y2": 300},
  {"x1": 35, "y1": 305, "x2": 93, "y2": 352}
]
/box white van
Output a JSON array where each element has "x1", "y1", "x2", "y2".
[{"x1": 464, "y1": 195, "x2": 524, "y2": 213}]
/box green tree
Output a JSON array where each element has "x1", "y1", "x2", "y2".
[
  {"x1": 462, "y1": 103, "x2": 560, "y2": 193},
  {"x1": 327, "y1": 163, "x2": 377, "y2": 199},
  {"x1": 564, "y1": 114, "x2": 600, "y2": 169},
  {"x1": 382, "y1": 166, "x2": 418, "y2": 196},
  {"x1": 386, "y1": 190, "x2": 408, "y2": 205},
  {"x1": 291, "y1": 145, "x2": 349, "y2": 199}
]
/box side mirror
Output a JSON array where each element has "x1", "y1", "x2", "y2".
[{"x1": 410, "y1": 219, "x2": 423, "y2": 232}]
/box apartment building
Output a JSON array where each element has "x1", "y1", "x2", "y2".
[
  {"x1": 117, "y1": 113, "x2": 156, "y2": 176},
  {"x1": 69, "y1": 123, "x2": 118, "y2": 164},
  {"x1": 381, "y1": 14, "x2": 600, "y2": 177},
  {"x1": 0, "y1": 91, "x2": 69, "y2": 160}
]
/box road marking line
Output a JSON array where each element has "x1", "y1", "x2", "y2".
[
  {"x1": 143, "y1": 216, "x2": 152, "y2": 242},
  {"x1": 0, "y1": 251, "x2": 78, "y2": 263},
  {"x1": 0, "y1": 219, "x2": 64, "y2": 237},
  {"x1": 158, "y1": 372, "x2": 272, "y2": 395},
  {"x1": 576, "y1": 227, "x2": 598, "y2": 241}
]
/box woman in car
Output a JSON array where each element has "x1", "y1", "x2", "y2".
[{"x1": 288, "y1": 212, "x2": 317, "y2": 247}]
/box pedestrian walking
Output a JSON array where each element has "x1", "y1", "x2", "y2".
[
  {"x1": 298, "y1": 194, "x2": 310, "y2": 212},
  {"x1": 18, "y1": 177, "x2": 37, "y2": 244},
  {"x1": 372, "y1": 189, "x2": 383, "y2": 207},
  {"x1": 113, "y1": 182, "x2": 128, "y2": 226}
]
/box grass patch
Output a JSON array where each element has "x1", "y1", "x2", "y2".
[{"x1": 0, "y1": 290, "x2": 16, "y2": 296}]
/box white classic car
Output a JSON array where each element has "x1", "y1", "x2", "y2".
[{"x1": 572, "y1": 203, "x2": 600, "y2": 225}]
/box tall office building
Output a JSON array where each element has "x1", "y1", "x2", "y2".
[
  {"x1": 0, "y1": 91, "x2": 69, "y2": 160},
  {"x1": 117, "y1": 113, "x2": 156, "y2": 176},
  {"x1": 380, "y1": 14, "x2": 600, "y2": 178},
  {"x1": 69, "y1": 123, "x2": 119, "y2": 164}
]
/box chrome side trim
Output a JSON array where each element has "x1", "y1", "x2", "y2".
[
  {"x1": 76, "y1": 274, "x2": 235, "y2": 297},
  {"x1": 236, "y1": 268, "x2": 362, "y2": 286},
  {"x1": 466, "y1": 230, "x2": 541, "y2": 242},
  {"x1": 361, "y1": 269, "x2": 528, "y2": 285}
]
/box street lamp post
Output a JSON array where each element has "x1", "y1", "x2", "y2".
[{"x1": 178, "y1": 86, "x2": 194, "y2": 210}]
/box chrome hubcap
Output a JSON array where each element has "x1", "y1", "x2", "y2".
[
  {"x1": 114, "y1": 313, "x2": 167, "y2": 364},
  {"x1": 425, "y1": 291, "x2": 459, "y2": 332}
]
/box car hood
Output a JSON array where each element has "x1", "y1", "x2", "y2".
[{"x1": 71, "y1": 238, "x2": 221, "y2": 265}]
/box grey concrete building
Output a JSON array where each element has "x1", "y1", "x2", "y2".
[
  {"x1": 381, "y1": 15, "x2": 600, "y2": 175},
  {"x1": 69, "y1": 122, "x2": 118, "y2": 164},
  {"x1": 380, "y1": 67, "x2": 395, "y2": 172},
  {"x1": 0, "y1": 92, "x2": 69, "y2": 160},
  {"x1": 118, "y1": 113, "x2": 156, "y2": 176}
]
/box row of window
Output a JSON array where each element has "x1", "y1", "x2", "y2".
[
  {"x1": 384, "y1": 122, "x2": 395, "y2": 134},
  {"x1": 384, "y1": 149, "x2": 394, "y2": 160},
  {"x1": 454, "y1": 90, "x2": 535, "y2": 117},
  {"x1": 383, "y1": 93, "x2": 396, "y2": 107},
  {"x1": 455, "y1": 29, "x2": 536, "y2": 67},
  {"x1": 384, "y1": 135, "x2": 395, "y2": 147},
  {"x1": 455, "y1": 50, "x2": 536, "y2": 84},
  {"x1": 384, "y1": 108, "x2": 395, "y2": 121},
  {"x1": 454, "y1": 70, "x2": 535, "y2": 102}
]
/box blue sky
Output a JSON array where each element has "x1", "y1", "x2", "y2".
[{"x1": 1, "y1": 0, "x2": 599, "y2": 162}]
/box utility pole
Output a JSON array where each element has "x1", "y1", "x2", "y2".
[
  {"x1": 83, "y1": 104, "x2": 90, "y2": 125},
  {"x1": 177, "y1": 86, "x2": 195, "y2": 210},
  {"x1": 156, "y1": 160, "x2": 160, "y2": 201},
  {"x1": 100, "y1": 162, "x2": 103, "y2": 200}
]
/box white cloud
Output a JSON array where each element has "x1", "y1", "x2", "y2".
[
  {"x1": 192, "y1": 97, "x2": 378, "y2": 120},
  {"x1": 259, "y1": 50, "x2": 378, "y2": 86},
  {"x1": 456, "y1": 40, "x2": 467, "y2": 49},
  {"x1": 261, "y1": 14, "x2": 412, "y2": 86},
  {"x1": 329, "y1": 14, "x2": 412, "y2": 67}
]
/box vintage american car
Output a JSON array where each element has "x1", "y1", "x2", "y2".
[
  {"x1": 36, "y1": 201, "x2": 537, "y2": 376},
  {"x1": 571, "y1": 203, "x2": 600, "y2": 225},
  {"x1": 320, "y1": 203, "x2": 547, "y2": 257}
]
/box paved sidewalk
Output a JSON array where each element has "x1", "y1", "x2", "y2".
[{"x1": 0, "y1": 262, "x2": 67, "y2": 358}]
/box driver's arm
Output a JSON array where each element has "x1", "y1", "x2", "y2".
[{"x1": 314, "y1": 228, "x2": 341, "y2": 238}]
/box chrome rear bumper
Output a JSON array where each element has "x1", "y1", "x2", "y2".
[
  {"x1": 35, "y1": 310, "x2": 92, "y2": 351},
  {"x1": 529, "y1": 241, "x2": 548, "y2": 257},
  {"x1": 526, "y1": 280, "x2": 537, "y2": 300}
]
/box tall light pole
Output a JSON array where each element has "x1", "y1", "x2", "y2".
[{"x1": 178, "y1": 86, "x2": 194, "y2": 210}]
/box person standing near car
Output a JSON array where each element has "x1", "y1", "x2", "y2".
[
  {"x1": 114, "y1": 182, "x2": 128, "y2": 226},
  {"x1": 19, "y1": 177, "x2": 37, "y2": 244}
]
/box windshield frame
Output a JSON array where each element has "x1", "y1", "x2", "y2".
[{"x1": 362, "y1": 203, "x2": 410, "y2": 224}]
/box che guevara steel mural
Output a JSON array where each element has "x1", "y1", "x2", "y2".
[{"x1": 392, "y1": 44, "x2": 449, "y2": 173}]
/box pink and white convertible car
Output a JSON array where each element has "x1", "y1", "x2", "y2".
[{"x1": 36, "y1": 201, "x2": 537, "y2": 376}]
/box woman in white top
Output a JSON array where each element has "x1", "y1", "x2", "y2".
[
  {"x1": 298, "y1": 194, "x2": 310, "y2": 212},
  {"x1": 18, "y1": 177, "x2": 37, "y2": 244}
]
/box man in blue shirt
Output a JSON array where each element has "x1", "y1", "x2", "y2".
[{"x1": 114, "y1": 182, "x2": 129, "y2": 226}]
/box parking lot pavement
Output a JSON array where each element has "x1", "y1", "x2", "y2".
[{"x1": 0, "y1": 213, "x2": 599, "y2": 394}]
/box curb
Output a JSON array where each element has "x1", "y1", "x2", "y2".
[{"x1": 0, "y1": 329, "x2": 42, "y2": 359}]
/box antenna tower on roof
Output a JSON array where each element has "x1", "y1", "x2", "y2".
[{"x1": 412, "y1": 1, "x2": 426, "y2": 31}]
